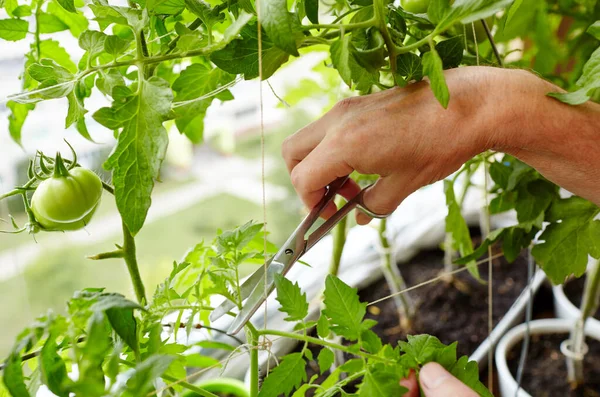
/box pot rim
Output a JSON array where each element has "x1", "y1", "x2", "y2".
[{"x1": 495, "y1": 318, "x2": 600, "y2": 397}]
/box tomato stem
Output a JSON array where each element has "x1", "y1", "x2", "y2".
[
  {"x1": 122, "y1": 222, "x2": 147, "y2": 305},
  {"x1": 246, "y1": 323, "x2": 260, "y2": 397},
  {"x1": 53, "y1": 153, "x2": 71, "y2": 178}
]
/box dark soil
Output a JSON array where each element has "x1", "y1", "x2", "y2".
[
  {"x1": 358, "y1": 244, "x2": 529, "y2": 357},
  {"x1": 506, "y1": 333, "x2": 600, "y2": 397},
  {"x1": 563, "y1": 275, "x2": 600, "y2": 320}
]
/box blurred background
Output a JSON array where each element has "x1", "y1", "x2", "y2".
[{"x1": 0, "y1": 24, "x2": 351, "y2": 356}]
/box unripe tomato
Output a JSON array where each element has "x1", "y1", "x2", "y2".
[
  {"x1": 401, "y1": 0, "x2": 430, "y2": 14},
  {"x1": 31, "y1": 159, "x2": 103, "y2": 231}
]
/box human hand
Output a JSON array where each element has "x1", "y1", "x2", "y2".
[
  {"x1": 282, "y1": 65, "x2": 600, "y2": 222},
  {"x1": 400, "y1": 362, "x2": 479, "y2": 397}
]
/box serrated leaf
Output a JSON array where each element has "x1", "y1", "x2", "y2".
[
  {"x1": 330, "y1": 35, "x2": 378, "y2": 92},
  {"x1": 38, "y1": 12, "x2": 69, "y2": 33},
  {"x1": 444, "y1": 180, "x2": 477, "y2": 278},
  {"x1": 56, "y1": 0, "x2": 76, "y2": 12},
  {"x1": 79, "y1": 30, "x2": 107, "y2": 60},
  {"x1": 435, "y1": 35, "x2": 464, "y2": 68},
  {"x1": 398, "y1": 334, "x2": 449, "y2": 365},
  {"x1": 360, "y1": 329, "x2": 382, "y2": 354},
  {"x1": 422, "y1": 47, "x2": 449, "y2": 108},
  {"x1": 104, "y1": 35, "x2": 131, "y2": 57},
  {"x1": 66, "y1": 91, "x2": 93, "y2": 141},
  {"x1": 438, "y1": 0, "x2": 512, "y2": 30},
  {"x1": 47, "y1": 1, "x2": 88, "y2": 36},
  {"x1": 532, "y1": 199, "x2": 600, "y2": 284},
  {"x1": 7, "y1": 101, "x2": 34, "y2": 145},
  {"x1": 0, "y1": 18, "x2": 28, "y2": 41},
  {"x1": 274, "y1": 274, "x2": 309, "y2": 322},
  {"x1": 316, "y1": 315, "x2": 330, "y2": 338},
  {"x1": 3, "y1": 353, "x2": 31, "y2": 397},
  {"x1": 96, "y1": 77, "x2": 172, "y2": 235},
  {"x1": 359, "y1": 365, "x2": 405, "y2": 397},
  {"x1": 211, "y1": 22, "x2": 289, "y2": 80},
  {"x1": 259, "y1": 0, "x2": 299, "y2": 56},
  {"x1": 40, "y1": 39, "x2": 77, "y2": 73},
  {"x1": 75, "y1": 312, "x2": 111, "y2": 397},
  {"x1": 40, "y1": 337, "x2": 71, "y2": 397},
  {"x1": 448, "y1": 356, "x2": 493, "y2": 397},
  {"x1": 172, "y1": 63, "x2": 234, "y2": 143},
  {"x1": 25, "y1": 59, "x2": 75, "y2": 101},
  {"x1": 106, "y1": 307, "x2": 140, "y2": 357},
  {"x1": 396, "y1": 52, "x2": 422, "y2": 82},
  {"x1": 258, "y1": 353, "x2": 306, "y2": 397},
  {"x1": 514, "y1": 179, "x2": 556, "y2": 228},
  {"x1": 317, "y1": 348, "x2": 334, "y2": 374},
  {"x1": 323, "y1": 275, "x2": 366, "y2": 341},
  {"x1": 122, "y1": 355, "x2": 175, "y2": 397},
  {"x1": 150, "y1": 0, "x2": 185, "y2": 14}
]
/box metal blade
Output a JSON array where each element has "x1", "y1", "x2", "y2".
[{"x1": 227, "y1": 261, "x2": 285, "y2": 334}]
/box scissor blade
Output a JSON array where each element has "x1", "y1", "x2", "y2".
[
  {"x1": 209, "y1": 260, "x2": 269, "y2": 322},
  {"x1": 227, "y1": 261, "x2": 285, "y2": 334}
]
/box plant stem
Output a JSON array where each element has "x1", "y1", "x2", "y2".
[
  {"x1": 87, "y1": 249, "x2": 124, "y2": 260},
  {"x1": 378, "y1": 219, "x2": 414, "y2": 330},
  {"x1": 258, "y1": 329, "x2": 391, "y2": 363},
  {"x1": 304, "y1": 19, "x2": 375, "y2": 31},
  {"x1": 122, "y1": 222, "x2": 147, "y2": 304},
  {"x1": 119, "y1": 359, "x2": 219, "y2": 397},
  {"x1": 373, "y1": 0, "x2": 397, "y2": 80},
  {"x1": 329, "y1": 197, "x2": 348, "y2": 276},
  {"x1": 567, "y1": 259, "x2": 600, "y2": 387},
  {"x1": 246, "y1": 323, "x2": 260, "y2": 397},
  {"x1": 34, "y1": 1, "x2": 42, "y2": 62},
  {"x1": 395, "y1": 33, "x2": 434, "y2": 54}
]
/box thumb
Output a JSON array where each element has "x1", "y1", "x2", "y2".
[
  {"x1": 356, "y1": 175, "x2": 408, "y2": 225},
  {"x1": 419, "y1": 363, "x2": 479, "y2": 397}
]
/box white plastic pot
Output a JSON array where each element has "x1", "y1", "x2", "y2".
[
  {"x1": 553, "y1": 282, "x2": 600, "y2": 335},
  {"x1": 495, "y1": 318, "x2": 600, "y2": 397}
]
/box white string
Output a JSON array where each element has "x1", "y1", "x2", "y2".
[{"x1": 172, "y1": 76, "x2": 243, "y2": 108}]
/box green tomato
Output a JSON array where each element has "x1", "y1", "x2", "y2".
[
  {"x1": 31, "y1": 166, "x2": 103, "y2": 231},
  {"x1": 401, "y1": 0, "x2": 430, "y2": 14}
]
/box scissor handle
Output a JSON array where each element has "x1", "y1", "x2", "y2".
[{"x1": 304, "y1": 177, "x2": 389, "y2": 251}]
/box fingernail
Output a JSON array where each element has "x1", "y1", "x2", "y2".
[{"x1": 420, "y1": 363, "x2": 451, "y2": 390}]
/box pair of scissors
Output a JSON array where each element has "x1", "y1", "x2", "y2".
[{"x1": 209, "y1": 176, "x2": 389, "y2": 334}]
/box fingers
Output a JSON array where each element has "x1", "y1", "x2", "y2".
[
  {"x1": 400, "y1": 370, "x2": 419, "y2": 397},
  {"x1": 355, "y1": 175, "x2": 409, "y2": 225},
  {"x1": 281, "y1": 115, "x2": 332, "y2": 173},
  {"x1": 419, "y1": 363, "x2": 479, "y2": 397},
  {"x1": 290, "y1": 138, "x2": 354, "y2": 211}
]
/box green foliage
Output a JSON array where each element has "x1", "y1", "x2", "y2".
[
  {"x1": 274, "y1": 274, "x2": 309, "y2": 322},
  {"x1": 258, "y1": 353, "x2": 307, "y2": 397}
]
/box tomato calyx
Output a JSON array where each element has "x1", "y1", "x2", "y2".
[{"x1": 53, "y1": 152, "x2": 72, "y2": 178}]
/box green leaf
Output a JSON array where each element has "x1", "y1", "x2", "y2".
[
  {"x1": 40, "y1": 39, "x2": 77, "y2": 73},
  {"x1": 56, "y1": 0, "x2": 76, "y2": 13},
  {"x1": 504, "y1": 0, "x2": 523, "y2": 28},
  {"x1": 97, "y1": 77, "x2": 173, "y2": 235},
  {"x1": 359, "y1": 364, "x2": 406, "y2": 397},
  {"x1": 40, "y1": 338, "x2": 71, "y2": 397},
  {"x1": 38, "y1": 12, "x2": 69, "y2": 33},
  {"x1": 396, "y1": 52, "x2": 422, "y2": 82},
  {"x1": 66, "y1": 91, "x2": 93, "y2": 141},
  {"x1": 25, "y1": 59, "x2": 75, "y2": 100},
  {"x1": 435, "y1": 35, "x2": 464, "y2": 69},
  {"x1": 106, "y1": 307, "x2": 140, "y2": 357},
  {"x1": 12, "y1": 5, "x2": 31, "y2": 17},
  {"x1": 438, "y1": 0, "x2": 512, "y2": 29},
  {"x1": 172, "y1": 63, "x2": 234, "y2": 143},
  {"x1": 316, "y1": 314, "x2": 330, "y2": 339},
  {"x1": 122, "y1": 355, "x2": 176, "y2": 397},
  {"x1": 514, "y1": 180, "x2": 556, "y2": 228},
  {"x1": 422, "y1": 47, "x2": 449, "y2": 108},
  {"x1": 75, "y1": 312, "x2": 111, "y2": 397},
  {"x1": 259, "y1": 0, "x2": 299, "y2": 56},
  {"x1": 323, "y1": 275, "x2": 366, "y2": 341},
  {"x1": 360, "y1": 329, "x2": 382, "y2": 354},
  {"x1": 330, "y1": 35, "x2": 378, "y2": 92},
  {"x1": 47, "y1": 1, "x2": 88, "y2": 36},
  {"x1": 448, "y1": 356, "x2": 493, "y2": 397},
  {"x1": 548, "y1": 88, "x2": 593, "y2": 105},
  {"x1": 79, "y1": 30, "x2": 107, "y2": 60},
  {"x1": 587, "y1": 20, "x2": 600, "y2": 40},
  {"x1": 185, "y1": 0, "x2": 222, "y2": 27},
  {"x1": 104, "y1": 34, "x2": 131, "y2": 58},
  {"x1": 3, "y1": 353, "x2": 31, "y2": 397},
  {"x1": 149, "y1": 0, "x2": 185, "y2": 14},
  {"x1": 305, "y1": 0, "x2": 318, "y2": 24},
  {"x1": 0, "y1": 18, "x2": 28, "y2": 41},
  {"x1": 274, "y1": 274, "x2": 309, "y2": 322},
  {"x1": 532, "y1": 198, "x2": 600, "y2": 284},
  {"x1": 7, "y1": 101, "x2": 34, "y2": 145},
  {"x1": 258, "y1": 353, "x2": 306, "y2": 397},
  {"x1": 211, "y1": 22, "x2": 290, "y2": 80},
  {"x1": 549, "y1": 46, "x2": 600, "y2": 105},
  {"x1": 317, "y1": 348, "x2": 334, "y2": 374},
  {"x1": 399, "y1": 334, "x2": 449, "y2": 365},
  {"x1": 427, "y1": 0, "x2": 449, "y2": 24},
  {"x1": 444, "y1": 180, "x2": 477, "y2": 278}
]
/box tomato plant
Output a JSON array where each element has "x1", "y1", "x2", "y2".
[{"x1": 0, "y1": 0, "x2": 599, "y2": 395}]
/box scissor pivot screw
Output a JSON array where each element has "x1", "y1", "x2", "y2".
[{"x1": 285, "y1": 249, "x2": 293, "y2": 255}]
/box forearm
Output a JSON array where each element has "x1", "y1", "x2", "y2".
[{"x1": 487, "y1": 69, "x2": 600, "y2": 205}]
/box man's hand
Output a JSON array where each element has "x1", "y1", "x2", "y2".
[
  {"x1": 400, "y1": 363, "x2": 479, "y2": 397},
  {"x1": 282, "y1": 66, "x2": 600, "y2": 222}
]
